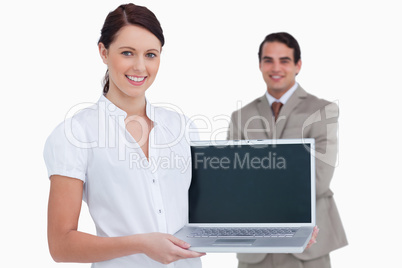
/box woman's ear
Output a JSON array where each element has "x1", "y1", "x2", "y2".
[{"x1": 98, "y1": 43, "x2": 108, "y2": 64}]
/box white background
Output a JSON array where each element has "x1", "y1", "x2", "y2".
[{"x1": 1, "y1": 0, "x2": 401, "y2": 267}]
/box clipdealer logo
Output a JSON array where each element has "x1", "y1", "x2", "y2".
[
  {"x1": 128, "y1": 151, "x2": 192, "y2": 174},
  {"x1": 194, "y1": 152, "x2": 286, "y2": 170},
  {"x1": 61, "y1": 99, "x2": 339, "y2": 168}
]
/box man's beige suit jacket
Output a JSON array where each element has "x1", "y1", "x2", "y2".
[{"x1": 228, "y1": 85, "x2": 348, "y2": 263}]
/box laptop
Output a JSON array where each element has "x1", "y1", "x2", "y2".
[{"x1": 174, "y1": 139, "x2": 316, "y2": 253}]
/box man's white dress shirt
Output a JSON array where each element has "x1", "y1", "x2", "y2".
[
  {"x1": 265, "y1": 82, "x2": 299, "y2": 106},
  {"x1": 44, "y1": 95, "x2": 201, "y2": 268}
]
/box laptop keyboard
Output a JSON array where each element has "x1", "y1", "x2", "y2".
[{"x1": 187, "y1": 227, "x2": 299, "y2": 238}]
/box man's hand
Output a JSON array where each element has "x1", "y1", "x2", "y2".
[{"x1": 306, "y1": 226, "x2": 319, "y2": 249}]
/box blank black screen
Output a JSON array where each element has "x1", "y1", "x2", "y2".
[{"x1": 189, "y1": 143, "x2": 312, "y2": 223}]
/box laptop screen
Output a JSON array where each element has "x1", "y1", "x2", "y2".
[{"x1": 189, "y1": 141, "x2": 313, "y2": 224}]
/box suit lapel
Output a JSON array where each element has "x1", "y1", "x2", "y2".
[
  {"x1": 275, "y1": 85, "x2": 308, "y2": 138},
  {"x1": 256, "y1": 95, "x2": 275, "y2": 139}
]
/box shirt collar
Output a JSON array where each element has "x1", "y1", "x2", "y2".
[
  {"x1": 97, "y1": 94, "x2": 159, "y2": 124},
  {"x1": 265, "y1": 82, "x2": 298, "y2": 105}
]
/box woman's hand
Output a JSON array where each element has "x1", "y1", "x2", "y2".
[
  {"x1": 305, "y1": 226, "x2": 319, "y2": 249},
  {"x1": 139, "y1": 232, "x2": 206, "y2": 264}
]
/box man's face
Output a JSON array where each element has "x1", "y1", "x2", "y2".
[{"x1": 259, "y1": 41, "x2": 301, "y2": 99}]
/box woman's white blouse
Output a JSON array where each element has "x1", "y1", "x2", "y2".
[{"x1": 44, "y1": 95, "x2": 201, "y2": 268}]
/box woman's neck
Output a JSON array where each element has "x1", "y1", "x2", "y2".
[{"x1": 105, "y1": 88, "x2": 147, "y2": 118}]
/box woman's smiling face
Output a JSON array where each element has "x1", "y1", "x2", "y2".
[{"x1": 99, "y1": 24, "x2": 161, "y2": 99}]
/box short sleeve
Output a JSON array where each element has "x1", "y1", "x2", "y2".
[{"x1": 43, "y1": 118, "x2": 88, "y2": 182}]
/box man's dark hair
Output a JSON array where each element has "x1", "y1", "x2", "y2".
[{"x1": 258, "y1": 32, "x2": 301, "y2": 64}]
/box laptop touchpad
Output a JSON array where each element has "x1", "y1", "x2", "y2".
[{"x1": 213, "y1": 239, "x2": 255, "y2": 246}]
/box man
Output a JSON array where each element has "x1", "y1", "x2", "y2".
[{"x1": 227, "y1": 32, "x2": 348, "y2": 268}]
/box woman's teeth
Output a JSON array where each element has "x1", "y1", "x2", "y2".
[{"x1": 126, "y1": 75, "x2": 145, "y2": 82}]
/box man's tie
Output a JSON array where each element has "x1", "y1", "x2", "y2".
[{"x1": 272, "y1": 101, "x2": 283, "y2": 122}]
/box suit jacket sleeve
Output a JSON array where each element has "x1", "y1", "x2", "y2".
[
  {"x1": 228, "y1": 111, "x2": 241, "y2": 140},
  {"x1": 303, "y1": 101, "x2": 338, "y2": 198}
]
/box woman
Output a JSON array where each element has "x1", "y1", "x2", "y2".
[{"x1": 44, "y1": 3, "x2": 204, "y2": 267}]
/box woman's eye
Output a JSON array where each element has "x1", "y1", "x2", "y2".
[
  {"x1": 122, "y1": 51, "x2": 132, "y2": 56},
  {"x1": 146, "y1": 53, "x2": 156, "y2": 58}
]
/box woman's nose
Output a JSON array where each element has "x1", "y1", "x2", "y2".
[{"x1": 133, "y1": 57, "x2": 146, "y2": 72}]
